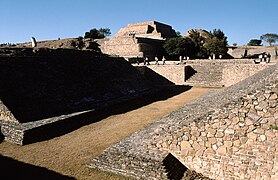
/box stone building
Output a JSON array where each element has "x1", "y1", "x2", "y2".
[{"x1": 97, "y1": 21, "x2": 177, "y2": 60}]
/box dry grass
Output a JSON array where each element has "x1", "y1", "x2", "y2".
[{"x1": 0, "y1": 87, "x2": 217, "y2": 179}]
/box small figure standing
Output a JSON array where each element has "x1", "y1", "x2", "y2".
[
  {"x1": 31, "y1": 37, "x2": 37, "y2": 47},
  {"x1": 144, "y1": 57, "x2": 150, "y2": 65},
  {"x1": 162, "y1": 56, "x2": 166, "y2": 65},
  {"x1": 136, "y1": 56, "x2": 140, "y2": 65},
  {"x1": 263, "y1": 54, "x2": 267, "y2": 62},
  {"x1": 155, "y1": 56, "x2": 159, "y2": 65},
  {"x1": 208, "y1": 56, "x2": 212, "y2": 60},
  {"x1": 219, "y1": 54, "x2": 222, "y2": 59},
  {"x1": 267, "y1": 53, "x2": 271, "y2": 63},
  {"x1": 179, "y1": 56, "x2": 183, "y2": 64},
  {"x1": 259, "y1": 54, "x2": 263, "y2": 62}
]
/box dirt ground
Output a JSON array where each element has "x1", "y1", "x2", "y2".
[{"x1": 0, "y1": 87, "x2": 218, "y2": 180}]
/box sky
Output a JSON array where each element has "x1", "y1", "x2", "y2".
[{"x1": 1, "y1": 0, "x2": 277, "y2": 45}]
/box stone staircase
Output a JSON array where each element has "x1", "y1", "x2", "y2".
[{"x1": 184, "y1": 63, "x2": 224, "y2": 87}]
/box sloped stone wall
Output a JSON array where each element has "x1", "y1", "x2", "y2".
[
  {"x1": 0, "y1": 100, "x2": 16, "y2": 122},
  {"x1": 222, "y1": 63, "x2": 270, "y2": 86},
  {"x1": 184, "y1": 62, "x2": 224, "y2": 87},
  {"x1": 0, "y1": 48, "x2": 155, "y2": 144},
  {"x1": 159, "y1": 81, "x2": 278, "y2": 179},
  {"x1": 89, "y1": 63, "x2": 277, "y2": 179}
]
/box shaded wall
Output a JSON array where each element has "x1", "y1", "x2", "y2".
[{"x1": 0, "y1": 48, "x2": 152, "y2": 123}]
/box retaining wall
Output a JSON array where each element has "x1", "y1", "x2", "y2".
[
  {"x1": 0, "y1": 48, "x2": 154, "y2": 145},
  {"x1": 89, "y1": 63, "x2": 278, "y2": 179},
  {"x1": 142, "y1": 60, "x2": 272, "y2": 87}
]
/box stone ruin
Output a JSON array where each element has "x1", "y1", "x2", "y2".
[
  {"x1": 89, "y1": 63, "x2": 278, "y2": 179},
  {"x1": 141, "y1": 59, "x2": 272, "y2": 87},
  {"x1": 228, "y1": 45, "x2": 278, "y2": 61},
  {"x1": 97, "y1": 21, "x2": 177, "y2": 60},
  {"x1": 0, "y1": 47, "x2": 155, "y2": 145}
]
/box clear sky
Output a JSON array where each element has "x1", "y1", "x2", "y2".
[{"x1": 1, "y1": 0, "x2": 277, "y2": 45}]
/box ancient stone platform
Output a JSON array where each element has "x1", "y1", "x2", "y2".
[
  {"x1": 97, "y1": 21, "x2": 177, "y2": 59},
  {"x1": 0, "y1": 48, "x2": 155, "y2": 145},
  {"x1": 89, "y1": 63, "x2": 278, "y2": 179},
  {"x1": 137, "y1": 59, "x2": 272, "y2": 87}
]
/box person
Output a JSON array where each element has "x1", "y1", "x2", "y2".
[
  {"x1": 162, "y1": 56, "x2": 166, "y2": 65},
  {"x1": 136, "y1": 56, "x2": 140, "y2": 65},
  {"x1": 154, "y1": 56, "x2": 159, "y2": 65},
  {"x1": 263, "y1": 53, "x2": 267, "y2": 62},
  {"x1": 219, "y1": 54, "x2": 222, "y2": 59},
  {"x1": 267, "y1": 53, "x2": 271, "y2": 63},
  {"x1": 208, "y1": 56, "x2": 212, "y2": 60},
  {"x1": 31, "y1": 37, "x2": 37, "y2": 47},
  {"x1": 144, "y1": 56, "x2": 150, "y2": 65},
  {"x1": 259, "y1": 54, "x2": 263, "y2": 62},
  {"x1": 179, "y1": 56, "x2": 183, "y2": 64}
]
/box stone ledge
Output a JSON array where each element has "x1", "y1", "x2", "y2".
[{"x1": 0, "y1": 87, "x2": 156, "y2": 145}]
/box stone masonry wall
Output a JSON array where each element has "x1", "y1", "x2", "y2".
[
  {"x1": 97, "y1": 37, "x2": 143, "y2": 57},
  {"x1": 222, "y1": 64, "x2": 270, "y2": 86},
  {"x1": 184, "y1": 62, "x2": 224, "y2": 87},
  {"x1": 145, "y1": 65, "x2": 185, "y2": 85},
  {"x1": 158, "y1": 81, "x2": 278, "y2": 179},
  {"x1": 143, "y1": 60, "x2": 272, "y2": 87},
  {"x1": 98, "y1": 21, "x2": 176, "y2": 58},
  {"x1": 0, "y1": 48, "x2": 155, "y2": 144},
  {"x1": 90, "y1": 63, "x2": 277, "y2": 179}
]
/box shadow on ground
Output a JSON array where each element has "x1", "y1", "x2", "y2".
[
  {"x1": 0, "y1": 155, "x2": 74, "y2": 180},
  {"x1": 23, "y1": 85, "x2": 192, "y2": 144}
]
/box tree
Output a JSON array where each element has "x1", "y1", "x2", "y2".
[
  {"x1": 84, "y1": 28, "x2": 111, "y2": 39},
  {"x1": 247, "y1": 39, "x2": 262, "y2": 46},
  {"x1": 203, "y1": 29, "x2": 228, "y2": 58},
  {"x1": 163, "y1": 37, "x2": 197, "y2": 58},
  {"x1": 203, "y1": 37, "x2": 228, "y2": 57},
  {"x1": 188, "y1": 30, "x2": 207, "y2": 58},
  {"x1": 210, "y1": 29, "x2": 228, "y2": 45},
  {"x1": 189, "y1": 30, "x2": 205, "y2": 48},
  {"x1": 260, "y1": 33, "x2": 278, "y2": 46}
]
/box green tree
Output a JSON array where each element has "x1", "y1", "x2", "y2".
[
  {"x1": 203, "y1": 37, "x2": 228, "y2": 57},
  {"x1": 203, "y1": 29, "x2": 228, "y2": 57},
  {"x1": 210, "y1": 29, "x2": 228, "y2": 45},
  {"x1": 163, "y1": 37, "x2": 197, "y2": 58},
  {"x1": 247, "y1": 39, "x2": 262, "y2": 46},
  {"x1": 260, "y1": 33, "x2": 278, "y2": 46},
  {"x1": 84, "y1": 28, "x2": 111, "y2": 39},
  {"x1": 188, "y1": 30, "x2": 207, "y2": 58}
]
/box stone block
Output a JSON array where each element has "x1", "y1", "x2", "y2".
[
  {"x1": 181, "y1": 141, "x2": 191, "y2": 150},
  {"x1": 269, "y1": 93, "x2": 278, "y2": 100},
  {"x1": 207, "y1": 128, "x2": 216, "y2": 137},
  {"x1": 216, "y1": 145, "x2": 227, "y2": 154}
]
